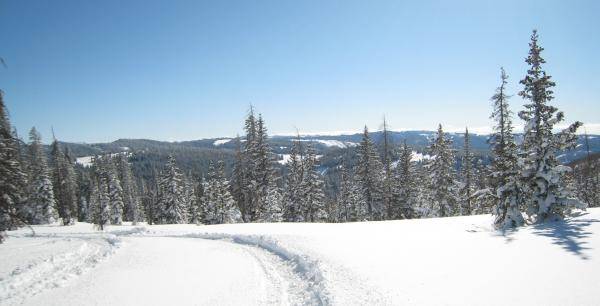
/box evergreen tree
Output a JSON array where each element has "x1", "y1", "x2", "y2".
[
  {"x1": 336, "y1": 160, "x2": 352, "y2": 222},
  {"x1": 459, "y1": 128, "x2": 475, "y2": 215},
  {"x1": 426, "y1": 124, "x2": 459, "y2": 217},
  {"x1": 283, "y1": 135, "x2": 305, "y2": 222},
  {"x1": 92, "y1": 175, "x2": 111, "y2": 230},
  {"x1": 204, "y1": 161, "x2": 241, "y2": 224},
  {"x1": 25, "y1": 127, "x2": 57, "y2": 224},
  {"x1": 380, "y1": 117, "x2": 395, "y2": 219},
  {"x1": 355, "y1": 126, "x2": 385, "y2": 220},
  {"x1": 230, "y1": 136, "x2": 248, "y2": 221},
  {"x1": 157, "y1": 155, "x2": 187, "y2": 224},
  {"x1": 518, "y1": 30, "x2": 584, "y2": 222},
  {"x1": 488, "y1": 68, "x2": 525, "y2": 228},
  {"x1": 117, "y1": 154, "x2": 140, "y2": 224},
  {"x1": 50, "y1": 139, "x2": 76, "y2": 225},
  {"x1": 188, "y1": 178, "x2": 203, "y2": 224},
  {"x1": 395, "y1": 141, "x2": 417, "y2": 219},
  {"x1": 104, "y1": 157, "x2": 124, "y2": 225},
  {"x1": 0, "y1": 91, "x2": 27, "y2": 241},
  {"x1": 300, "y1": 143, "x2": 328, "y2": 222}
]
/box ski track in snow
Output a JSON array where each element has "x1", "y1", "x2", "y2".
[
  {"x1": 0, "y1": 234, "x2": 121, "y2": 304},
  {"x1": 143, "y1": 230, "x2": 332, "y2": 305},
  {"x1": 1, "y1": 228, "x2": 332, "y2": 306}
]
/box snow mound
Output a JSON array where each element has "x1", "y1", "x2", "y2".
[{"x1": 213, "y1": 139, "x2": 232, "y2": 146}]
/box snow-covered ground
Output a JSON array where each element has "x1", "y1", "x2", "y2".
[{"x1": 2, "y1": 209, "x2": 599, "y2": 306}]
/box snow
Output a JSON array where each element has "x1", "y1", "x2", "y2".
[
  {"x1": 2, "y1": 209, "x2": 600, "y2": 305},
  {"x1": 213, "y1": 139, "x2": 232, "y2": 146},
  {"x1": 411, "y1": 151, "x2": 432, "y2": 162},
  {"x1": 277, "y1": 154, "x2": 323, "y2": 165},
  {"x1": 75, "y1": 156, "x2": 93, "y2": 167},
  {"x1": 314, "y1": 140, "x2": 357, "y2": 149},
  {"x1": 278, "y1": 154, "x2": 292, "y2": 165}
]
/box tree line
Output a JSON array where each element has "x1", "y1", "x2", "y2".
[{"x1": 1, "y1": 30, "x2": 597, "y2": 242}]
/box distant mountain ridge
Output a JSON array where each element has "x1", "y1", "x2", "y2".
[{"x1": 58, "y1": 130, "x2": 600, "y2": 165}]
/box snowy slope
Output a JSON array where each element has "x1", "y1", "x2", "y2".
[{"x1": 2, "y1": 209, "x2": 599, "y2": 305}]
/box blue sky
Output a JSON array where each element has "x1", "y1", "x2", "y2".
[{"x1": 0, "y1": 0, "x2": 598, "y2": 143}]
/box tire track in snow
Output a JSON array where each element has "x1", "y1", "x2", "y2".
[{"x1": 0, "y1": 235, "x2": 121, "y2": 304}]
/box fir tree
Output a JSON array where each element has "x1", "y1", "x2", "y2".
[
  {"x1": 518, "y1": 30, "x2": 584, "y2": 222},
  {"x1": 105, "y1": 157, "x2": 124, "y2": 225},
  {"x1": 117, "y1": 154, "x2": 140, "y2": 224},
  {"x1": 283, "y1": 135, "x2": 305, "y2": 222},
  {"x1": 355, "y1": 126, "x2": 385, "y2": 220},
  {"x1": 157, "y1": 155, "x2": 187, "y2": 224},
  {"x1": 0, "y1": 91, "x2": 27, "y2": 241},
  {"x1": 204, "y1": 161, "x2": 241, "y2": 224},
  {"x1": 380, "y1": 117, "x2": 395, "y2": 219},
  {"x1": 488, "y1": 68, "x2": 525, "y2": 228},
  {"x1": 50, "y1": 139, "x2": 76, "y2": 225},
  {"x1": 300, "y1": 143, "x2": 328, "y2": 222},
  {"x1": 459, "y1": 128, "x2": 475, "y2": 215},
  {"x1": 93, "y1": 176, "x2": 111, "y2": 230},
  {"x1": 395, "y1": 141, "x2": 418, "y2": 219},
  {"x1": 25, "y1": 127, "x2": 57, "y2": 224},
  {"x1": 426, "y1": 124, "x2": 459, "y2": 217}
]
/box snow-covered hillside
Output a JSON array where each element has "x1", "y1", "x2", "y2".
[{"x1": 2, "y1": 209, "x2": 599, "y2": 306}]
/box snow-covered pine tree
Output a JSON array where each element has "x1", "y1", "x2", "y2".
[
  {"x1": 253, "y1": 114, "x2": 279, "y2": 220},
  {"x1": 204, "y1": 161, "x2": 241, "y2": 224},
  {"x1": 355, "y1": 126, "x2": 385, "y2": 220},
  {"x1": 300, "y1": 143, "x2": 328, "y2": 222},
  {"x1": 117, "y1": 154, "x2": 140, "y2": 224},
  {"x1": 575, "y1": 132, "x2": 599, "y2": 207},
  {"x1": 0, "y1": 91, "x2": 27, "y2": 241},
  {"x1": 187, "y1": 177, "x2": 203, "y2": 224},
  {"x1": 63, "y1": 148, "x2": 79, "y2": 222},
  {"x1": 93, "y1": 176, "x2": 111, "y2": 230},
  {"x1": 77, "y1": 169, "x2": 92, "y2": 222},
  {"x1": 283, "y1": 135, "x2": 305, "y2": 222},
  {"x1": 459, "y1": 128, "x2": 475, "y2": 215},
  {"x1": 395, "y1": 140, "x2": 418, "y2": 219},
  {"x1": 348, "y1": 171, "x2": 368, "y2": 222},
  {"x1": 426, "y1": 124, "x2": 459, "y2": 217},
  {"x1": 230, "y1": 136, "x2": 248, "y2": 221},
  {"x1": 25, "y1": 127, "x2": 57, "y2": 224},
  {"x1": 336, "y1": 159, "x2": 352, "y2": 222},
  {"x1": 261, "y1": 182, "x2": 284, "y2": 222},
  {"x1": 103, "y1": 157, "x2": 125, "y2": 225},
  {"x1": 241, "y1": 108, "x2": 259, "y2": 221},
  {"x1": 488, "y1": 68, "x2": 525, "y2": 228},
  {"x1": 518, "y1": 30, "x2": 584, "y2": 222},
  {"x1": 50, "y1": 139, "x2": 76, "y2": 225},
  {"x1": 157, "y1": 155, "x2": 187, "y2": 224},
  {"x1": 380, "y1": 117, "x2": 396, "y2": 220}
]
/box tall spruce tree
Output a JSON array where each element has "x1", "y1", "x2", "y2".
[
  {"x1": 283, "y1": 135, "x2": 305, "y2": 222},
  {"x1": 489, "y1": 68, "x2": 525, "y2": 228},
  {"x1": 0, "y1": 91, "x2": 27, "y2": 241},
  {"x1": 395, "y1": 141, "x2": 417, "y2": 219},
  {"x1": 380, "y1": 117, "x2": 396, "y2": 220},
  {"x1": 300, "y1": 143, "x2": 328, "y2": 222},
  {"x1": 204, "y1": 161, "x2": 241, "y2": 224},
  {"x1": 25, "y1": 127, "x2": 57, "y2": 224},
  {"x1": 157, "y1": 155, "x2": 187, "y2": 224},
  {"x1": 426, "y1": 124, "x2": 459, "y2": 217},
  {"x1": 459, "y1": 128, "x2": 475, "y2": 215},
  {"x1": 117, "y1": 154, "x2": 140, "y2": 224},
  {"x1": 355, "y1": 126, "x2": 385, "y2": 220},
  {"x1": 50, "y1": 139, "x2": 76, "y2": 225},
  {"x1": 518, "y1": 30, "x2": 584, "y2": 222}
]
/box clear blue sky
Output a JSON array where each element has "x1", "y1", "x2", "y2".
[{"x1": 0, "y1": 0, "x2": 598, "y2": 143}]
